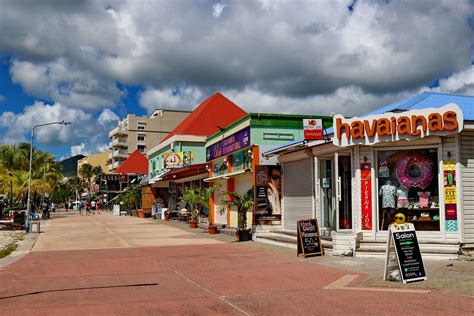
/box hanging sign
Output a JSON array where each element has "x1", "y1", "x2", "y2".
[
  {"x1": 384, "y1": 223, "x2": 426, "y2": 284},
  {"x1": 333, "y1": 104, "x2": 463, "y2": 147},
  {"x1": 297, "y1": 219, "x2": 324, "y2": 257},
  {"x1": 360, "y1": 162, "x2": 372, "y2": 230},
  {"x1": 444, "y1": 160, "x2": 458, "y2": 231},
  {"x1": 303, "y1": 119, "x2": 324, "y2": 140}
]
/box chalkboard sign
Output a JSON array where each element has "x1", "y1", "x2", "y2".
[
  {"x1": 297, "y1": 219, "x2": 324, "y2": 257},
  {"x1": 384, "y1": 224, "x2": 427, "y2": 284}
]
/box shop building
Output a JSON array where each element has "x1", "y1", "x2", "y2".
[
  {"x1": 262, "y1": 93, "x2": 474, "y2": 258},
  {"x1": 108, "y1": 109, "x2": 191, "y2": 172},
  {"x1": 205, "y1": 113, "x2": 332, "y2": 231},
  {"x1": 146, "y1": 93, "x2": 247, "y2": 213}
]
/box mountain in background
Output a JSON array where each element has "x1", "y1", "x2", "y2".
[{"x1": 59, "y1": 155, "x2": 85, "y2": 177}]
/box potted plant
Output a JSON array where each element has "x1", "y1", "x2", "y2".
[
  {"x1": 220, "y1": 188, "x2": 254, "y2": 241},
  {"x1": 198, "y1": 184, "x2": 220, "y2": 234},
  {"x1": 180, "y1": 187, "x2": 200, "y2": 228}
]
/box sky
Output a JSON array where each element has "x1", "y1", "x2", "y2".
[{"x1": 0, "y1": 0, "x2": 473, "y2": 159}]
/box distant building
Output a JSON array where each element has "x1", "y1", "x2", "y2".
[
  {"x1": 108, "y1": 109, "x2": 191, "y2": 172},
  {"x1": 77, "y1": 151, "x2": 111, "y2": 176}
]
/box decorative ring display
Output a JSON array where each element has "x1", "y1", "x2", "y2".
[{"x1": 396, "y1": 154, "x2": 433, "y2": 189}]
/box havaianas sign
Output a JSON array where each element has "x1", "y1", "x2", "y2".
[{"x1": 332, "y1": 104, "x2": 464, "y2": 146}]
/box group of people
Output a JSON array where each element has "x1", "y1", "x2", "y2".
[{"x1": 79, "y1": 200, "x2": 101, "y2": 216}]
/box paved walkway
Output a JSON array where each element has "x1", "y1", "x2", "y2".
[{"x1": 0, "y1": 212, "x2": 472, "y2": 315}]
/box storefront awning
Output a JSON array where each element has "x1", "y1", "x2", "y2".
[
  {"x1": 203, "y1": 168, "x2": 250, "y2": 182},
  {"x1": 149, "y1": 169, "x2": 171, "y2": 184}
]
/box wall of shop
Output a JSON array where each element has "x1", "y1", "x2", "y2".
[
  {"x1": 148, "y1": 141, "x2": 205, "y2": 178},
  {"x1": 460, "y1": 130, "x2": 474, "y2": 244},
  {"x1": 228, "y1": 173, "x2": 253, "y2": 229}
]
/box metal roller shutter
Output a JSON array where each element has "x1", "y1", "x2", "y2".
[{"x1": 283, "y1": 158, "x2": 314, "y2": 231}]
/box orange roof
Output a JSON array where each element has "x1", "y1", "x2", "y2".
[
  {"x1": 162, "y1": 92, "x2": 247, "y2": 141},
  {"x1": 115, "y1": 150, "x2": 148, "y2": 174}
]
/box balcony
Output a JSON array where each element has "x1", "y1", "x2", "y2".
[
  {"x1": 113, "y1": 149, "x2": 129, "y2": 159},
  {"x1": 111, "y1": 137, "x2": 128, "y2": 148},
  {"x1": 108, "y1": 121, "x2": 129, "y2": 138},
  {"x1": 112, "y1": 160, "x2": 122, "y2": 170}
]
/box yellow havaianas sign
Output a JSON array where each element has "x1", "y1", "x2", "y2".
[{"x1": 332, "y1": 104, "x2": 463, "y2": 146}]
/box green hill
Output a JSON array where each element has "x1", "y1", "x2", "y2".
[{"x1": 59, "y1": 155, "x2": 85, "y2": 177}]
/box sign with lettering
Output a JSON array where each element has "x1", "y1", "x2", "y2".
[
  {"x1": 444, "y1": 160, "x2": 458, "y2": 231},
  {"x1": 333, "y1": 104, "x2": 463, "y2": 147},
  {"x1": 297, "y1": 219, "x2": 324, "y2": 257},
  {"x1": 384, "y1": 223, "x2": 426, "y2": 284},
  {"x1": 360, "y1": 163, "x2": 372, "y2": 230},
  {"x1": 303, "y1": 119, "x2": 324, "y2": 140},
  {"x1": 206, "y1": 127, "x2": 251, "y2": 161}
]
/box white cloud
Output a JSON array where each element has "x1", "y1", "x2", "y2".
[
  {"x1": 0, "y1": 101, "x2": 119, "y2": 157},
  {"x1": 139, "y1": 85, "x2": 204, "y2": 112},
  {"x1": 10, "y1": 59, "x2": 124, "y2": 110},
  {"x1": 0, "y1": 95, "x2": 6, "y2": 102},
  {"x1": 212, "y1": 3, "x2": 227, "y2": 18},
  {"x1": 422, "y1": 65, "x2": 474, "y2": 96}
]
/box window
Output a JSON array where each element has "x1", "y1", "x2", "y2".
[
  {"x1": 137, "y1": 134, "x2": 145, "y2": 141},
  {"x1": 137, "y1": 122, "x2": 146, "y2": 130},
  {"x1": 138, "y1": 145, "x2": 146, "y2": 153},
  {"x1": 377, "y1": 148, "x2": 439, "y2": 231}
]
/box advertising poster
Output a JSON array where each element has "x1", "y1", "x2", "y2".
[
  {"x1": 444, "y1": 161, "x2": 458, "y2": 231},
  {"x1": 163, "y1": 151, "x2": 193, "y2": 169},
  {"x1": 360, "y1": 163, "x2": 372, "y2": 230},
  {"x1": 254, "y1": 165, "x2": 282, "y2": 225}
]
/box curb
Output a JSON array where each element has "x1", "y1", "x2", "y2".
[{"x1": 0, "y1": 232, "x2": 39, "y2": 269}]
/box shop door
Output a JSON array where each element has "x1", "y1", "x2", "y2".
[
  {"x1": 335, "y1": 153, "x2": 353, "y2": 230},
  {"x1": 213, "y1": 180, "x2": 227, "y2": 225},
  {"x1": 319, "y1": 159, "x2": 336, "y2": 229}
]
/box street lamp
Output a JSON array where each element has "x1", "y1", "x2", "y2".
[{"x1": 25, "y1": 121, "x2": 71, "y2": 232}]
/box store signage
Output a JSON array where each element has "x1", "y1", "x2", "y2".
[
  {"x1": 163, "y1": 151, "x2": 192, "y2": 169},
  {"x1": 360, "y1": 163, "x2": 372, "y2": 230},
  {"x1": 206, "y1": 127, "x2": 251, "y2": 161},
  {"x1": 444, "y1": 161, "x2": 458, "y2": 231},
  {"x1": 333, "y1": 104, "x2": 463, "y2": 146},
  {"x1": 384, "y1": 223, "x2": 426, "y2": 284},
  {"x1": 303, "y1": 119, "x2": 324, "y2": 140},
  {"x1": 297, "y1": 219, "x2": 324, "y2": 257}
]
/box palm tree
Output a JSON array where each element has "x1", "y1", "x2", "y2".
[
  {"x1": 180, "y1": 187, "x2": 200, "y2": 221},
  {"x1": 197, "y1": 184, "x2": 220, "y2": 223},
  {"x1": 220, "y1": 188, "x2": 254, "y2": 231}
]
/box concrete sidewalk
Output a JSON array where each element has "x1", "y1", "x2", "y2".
[{"x1": 0, "y1": 211, "x2": 472, "y2": 315}]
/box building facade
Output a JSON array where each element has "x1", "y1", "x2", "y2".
[
  {"x1": 262, "y1": 93, "x2": 474, "y2": 258},
  {"x1": 108, "y1": 109, "x2": 191, "y2": 171},
  {"x1": 205, "y1": 113, "x2": 332, "y2": 231},
  {"x1": 77, "y1": 151, "x2": 111, "y2": 175}
]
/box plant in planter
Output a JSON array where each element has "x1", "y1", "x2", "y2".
[
  {"x1": 198, "y1": 184, "x2": 220, "y2": 233},
  {"x1": 180, "y1": 187, "x2": 200, "y2": 228},
  {"x1": 220, "y1": 188, "x2": 254, "y2": 241}
]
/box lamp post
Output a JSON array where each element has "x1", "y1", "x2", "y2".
[{"x1": 26, "y1": 121, "x2": 71, "y2": 232}]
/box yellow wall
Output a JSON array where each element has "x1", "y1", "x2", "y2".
[{"x1": 77, "y1": 151, "x2": 111, "y2": 175}]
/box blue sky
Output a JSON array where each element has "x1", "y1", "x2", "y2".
[{"x1": 0, "y1": 0, "x2": 473, "y2": 159}]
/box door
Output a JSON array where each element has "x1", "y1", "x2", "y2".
[
  {"x1": 319, "y1": 159, "x2": 336, "y2": 229},
  {"x1": 335, "y1": 153, "x2": 353, "y2": 230}
]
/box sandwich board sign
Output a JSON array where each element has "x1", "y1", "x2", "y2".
[
  {"x1": 384, "y1": 223, "x2": 427, "y2": 284},
  {"x1": 297, "y1": 219, "x2": 324, "y2": 257}
]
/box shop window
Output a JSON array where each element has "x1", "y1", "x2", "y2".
[
  {"x1": 377, "y1": 148, "x2": 439, "y2": 231},
  {"x1": 212, "y1": 158, "x2": 227, "y2": 176},
  {"x1": 232, "y1": 151, "x2": 244, "y2": 172}
]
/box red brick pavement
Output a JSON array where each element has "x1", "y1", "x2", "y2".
[{"x1": 0, "y1": 243, "x2": 472, "y2": 315}]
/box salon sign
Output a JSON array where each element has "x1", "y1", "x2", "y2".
[{"x1": 333, "y1": 104, "x2": 463, "y2": 147}]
